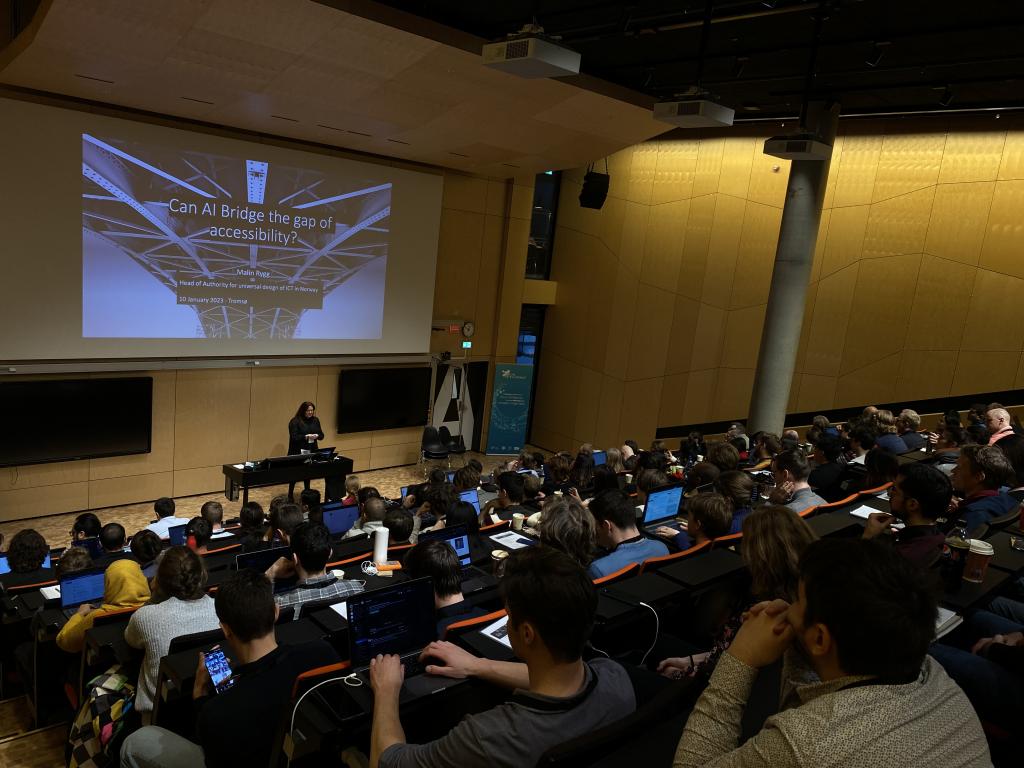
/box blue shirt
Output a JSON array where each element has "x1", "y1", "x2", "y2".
[
  {"x1": 729, "y1": 506, "x2": 752, "y2": 534},
  {"x1": 876, "y1": 433, "x2": 909, "y2": 454},
  {"x1": 588, "y1": 537, "x2": 669, "y2": 578},
  {"x1": 962, "y1": 492, "x2": 1019, "y2": 535}
]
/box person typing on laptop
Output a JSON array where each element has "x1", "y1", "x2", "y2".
[
  {"x1": 369, "y1": 547, "x2": 636, "y2": 768},
  {"x1": 657, "y1": 493, "x2": 733, "y2": 551},
  {"x1": 403, "y1": 540, "x2": 487, "y2": 636},
  {"x1": 265, "y1": 521, "x2": 364, "y2": 614},
  {"x1": 56, "y1": 558, "x2": 150, "y2": 653},
  {"x1": 121, "y1": 569, "x2": 340, "y2": 768},
  {"x1": 588, "y1": 490, "x2": 668, "y2": 578}
]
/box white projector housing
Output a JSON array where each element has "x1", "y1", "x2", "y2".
[
  {"x1": 481, "y1": 36, "x2": 581, "y2": 78},
  {"x1": 763, "y1": 135, "x2": 833, "y2": 161},
  {"x1": 653, "y1": 99, "x2": 735, "y2": 128}
]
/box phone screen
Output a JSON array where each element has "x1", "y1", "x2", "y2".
[{"x1": 204, "y1": 646, "x2": 235, "y2": 693}]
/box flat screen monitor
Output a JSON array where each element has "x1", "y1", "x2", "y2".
[
  {"x1": 338, "y1": 367, "x2": 431, "y2": 433},
  {"x1": 0, "y1": 377, "x2": 151, "y2": 467}
]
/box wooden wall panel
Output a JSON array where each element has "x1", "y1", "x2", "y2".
[{"x1": 248, "y1": 367, "x2": 320, "y2": 459}]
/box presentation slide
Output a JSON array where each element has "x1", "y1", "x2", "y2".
[{"x1": 0, "y1": 98, "x2": 442, "y2": 360}]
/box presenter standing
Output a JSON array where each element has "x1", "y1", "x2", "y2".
[{"x1": 288, "y1": 401, "x2": 324, "y2": 500}]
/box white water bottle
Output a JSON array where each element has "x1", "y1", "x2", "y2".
[{"x1": 373, "y1": 526, "x2": 389, "y2": 564}]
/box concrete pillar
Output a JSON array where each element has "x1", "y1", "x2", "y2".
[{"x1": 747, "y1": 103, "x2": 840, "y2": 435}]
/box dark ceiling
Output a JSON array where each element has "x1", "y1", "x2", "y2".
[{"x1": 367, "y1": 0, "x2": 1024, "y2": 121}]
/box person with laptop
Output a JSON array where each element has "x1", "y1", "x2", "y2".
[
  {"x1": 71, "y1": 511, "x2": 102, "y2": 545},
  {"x1": 200, "y1": 500, "x2": 238, "y2": 549},
  {"x1": 767, "y1": 448, "x2": 827, "y2": 514},
  {"x1": 265, "y1": 521, "x2": 364, "y2": 614},
  {"x1": 93, "y1": 522, "x2": 131, "y2": 567},
  {"x1": 0, "y1": 528, "x2": 54, "y2": 590},
  {"x1": 368, "y1": 546, "x2": 636, "y2": 768},
  {"x1": 268, "y1": 502, "x2": 305, "y2": 545},
  {"x1": 404, "y1": 539, "x2": 488, "y2": 636},
  {"x1": 657, "y1": 493, "x2": 733, "y2": 551},
  {"x1": 345, "y1": 496, "x2": 388, "y2": 540},
  {"x1": 384, "y1": 509, "x2": 415, "y2": 545},
  {"x1": 300, "y1": 488, "x2": 322, "y2": 524},
  {"x1": 587, "y1": 490, "x2": 668, "y2": 578},
  {"x1": 672, "y1": 538, "x2": 990, "y2": 767},
  {"x1": 56, "y1": 558, "x2": 150, "y2": 653},
  {"x1": 185, "y1": 517, "x2": 214, "y2": 554},
  {"x1": 478, "y1": 471, "x2": 528, "y2": 525},
  {"x1": 145, "y1": 497, "x2": 189, "y2": 539},
  {"x1": 120, "y1": 569, "x2": 340, "y2": 768}
]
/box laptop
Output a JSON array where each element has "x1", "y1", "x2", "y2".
[
  {"x1": 446, "y1": 471, "x2": 456, "y2": 484},
  {"x1": 235, "y1": 545, "x2": 290, "y2": 572},
  {"x1": 167, "y1": 523, "x2": 188, "y2": 547},
  {"x1": 418, "y1": 524, "x2": 495, "y2": 595},
  {"x1": 0, "y1": 552, "x2": 51, "y2": 575},
  {"x1": 642, "y1": 484, "x2": 685, "y2": 535},
  {"x1": 322, "y1": 502, "x2": 360, "y2": 538},
  {"x1": 311, "y1": 447, "x2": 336, "y2": 462},
  {"x1": 346, "y1": 577, "x2": 465, "y2": 706},
  {"x1": 592, "y1": 450, "x2": 607, "y2": 466},
  {"x1": 59, "y1": 569, "x2": 106, "y2": 616},
  {"x1": 458, "y1": 489, "x2": 481, "y2": 515}
]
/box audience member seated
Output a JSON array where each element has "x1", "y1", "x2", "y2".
[
  {"x1": 811, "y1": 415, "x2": 839, "y2": 439},
  {"x1": 996, "y1": 433, "x2": 1024, "y2": 503},
  {"x1": 56, "y1": 558, "x2": 150, "y2": 653},
  {"x1": 714, "y1": 470, "x2": 755, "y2": 533},
  {"x1": 862, "y1": 463, "x2": 951, "y2": 568},
  {"x1": 71, "y1": 512, "x2": 102, "y2": 545},
  {"x1": 768, "y1": 449, "x2": 826, "y2": 514},
  {"x1": 368, "y1": 547, "x2": 636, "y2": 768},
  {"x1": 951, "y1": 444, "x2": 1018, "y2": 534},
  {"x1": 146, "y1": 497, "x2": 188, "y2": 538},
  {"x1": 121, "y1": 569, "x2": 341, "y2": 768},
  {"x1": 341, "y1": 474, "x2": 361, "y2": 506},
  {"x1": 125, "y1": 546, "x2": 221, "y2": 716},
  {"x1": 661, "y1": 493, "x2": 732, "y2": 551},
  {"x1": 268, "y1": 501, "x2": 305, "y2": 545},
  {"x1": 541, "y1": 453, "x2": 572, "y2": 495},
  {"x1": 873, "y1": 409, "x2": 909, "y2": 454},
  {"x1": 807, "y1": 435, "x2": 847, "y2": 502},
  {"x1": 932, "y1": 425, "x2": 966, "y2": 475},
  {"x1": 522, "y1": 473, "x2": 544, "y2": 513},
  {"x1": 384, "y1": 509, "x2": 415, "y2": 544},
  {"x1": 299, "y1": 488, "x2": 322, "y2": 524},
  {"x1": 92, "y1": 522, "x2": 129, "y2": 566},
  {"x1": 986, "y1": 407, "x2": 1015, "y2": 445},
  {"x1": 130, "y1": 530, "x2": 163, "y2": 576},
  {"x1": 537, "y1": 496, "x2": 597, "y2": 569},
  {"x1": 198, "y1": 500, "x2": 238, "y2": 550},
  {"x1": 479, "y1": 472, "x2": 528, "y2": 525},
  {"x1": 0, "y1": 529, "x2": 54, "y2": 590},
  {"x1": 185, "y1": 518, "x2": 213, "y2": 554},
  {"x1": 846, "y1": 427, "x2": 875, "y2": 465},
  {"x1": 346, "y1": 496, "x2": 388, "y2": 540},
  {"x1": 413, "y1": 483, "x2": 458, "y2": 538},
  {"x1": 706, "y1": 442, "x2": 740, "y2": 473},
  {"x1": 862, "y1": 447, "x2": 899, "y2": 491},
  {"x1": 604, "y1": 446, "x2": 625, "y2": 473},
  {"x1": 266, "y1": 522, "x2": 364, "y2": 614},
  {"x1": 443, "y1": 501, "x2": 480, "y2": 535},
  {"x1": 898, "y1": 409, "x2": 927, "y2": 451},
  {"x1": 404, "y1": 540, "x2": 487, "y2": 636},
  {"x1": 588, "y1": 490, "x2": 668, "y2": 578},
  {"x1": 658, "y1": 505, "x2": 816, "y2": 681},
  {"x1": 56, "y1": 545, "x2": 93, "y2": 578},
  {"x1": 672, "y1": 538, "x2": 990, "y2": 766},
  {"x1": 929, "y1": 609, "x2": 1023, "y2": 735},
  {"x1": 636, "y1": 467, "x2": 669, "y2": 506},
  {"x1": 237, "y1": 501, "x2": 267, "y2": 551},
  {"x1": 683, "y1": 461, "x2": 719, "y2": 498},
  {"x1": 567, "y1": 452, "x2": 596, "y2": 497},
  {"x1": 747, "y1": 432, "x2": 781, "y2": 471},
  {"x1": 452, "y1": 465, "x2": 481, "y2": 492},
  {"x1": 678, "y1": 431, "x2": 706, "y2": 464},
  {"x1": 591, "y1": 464, "x2": 620, "y2": 496}
]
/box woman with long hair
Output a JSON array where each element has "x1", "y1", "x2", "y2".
[
  {"x1": 567, "y1": 453, "x2": 596, "y2": 498},
  {"x1": 287, "y1": 400, "x2": 324, "y2": 500}
]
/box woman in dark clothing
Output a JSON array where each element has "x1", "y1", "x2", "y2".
[{"x1": 287, "y1": 401, "x2": 324, "y2": 500}]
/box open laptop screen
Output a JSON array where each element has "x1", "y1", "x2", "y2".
[
  {"x1": 458, "y1": 489, "x2": 481, "y2": 515},
  {"x1": 235, "y1": 545, "x2": 290, "y2": 572},
  {"x1": 167, "y1": 524, "x2": 188, "y2": 547},
  {"x1": 347, "y1": 577, "x2": 436, "y2": 668},
  {"x1": 420, "y1": 524, "x2": 472, "y2": 567},
  {"x1": 643, "y1": 485, "x2": 684, "y2": 525},
  {"x1": 0, "y1": 552, "x2": 51, "y2": 575},
  {"x1": 322, "y1": 503, "x2": 360, "y2": 537},
  {"x1": 60, "y1": 569, "x2": 106, "y2": 609},
  {"x1": 592, "y1": 450, "x2": 607, "y2": 466}
]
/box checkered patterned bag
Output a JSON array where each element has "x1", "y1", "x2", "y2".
[{"x1": 67, "y1": 665, "x2": 136, "y2": 768}]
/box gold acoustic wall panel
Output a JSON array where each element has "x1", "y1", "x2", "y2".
[
  {"x1": 0, "y1": 171, "x2": 533, "y2": 523},
  {"x1": 533, "y1": 116, "x2": 1024, "y2": 451}
]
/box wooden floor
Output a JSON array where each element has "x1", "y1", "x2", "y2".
[
  {"x1": 0, "y1": 451, "x2": 508, "y2": 549},
  {"x1": 0, "y1": 720, "x2": 66, "y2": 768}
]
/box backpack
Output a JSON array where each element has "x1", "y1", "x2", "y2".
[{"x1": 67, "y1": 665, "x2": 136, "y2": 768}]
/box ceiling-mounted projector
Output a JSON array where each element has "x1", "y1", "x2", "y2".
[
  {"x1": 763, "y1": 133, "x2": 833, "y2": 161},
  {"x1": 482, "y1": 26, "x2": 581, "y2": 78},
  {"x1": 653, "y1": 99, "x2": 735, "y2": 128}
]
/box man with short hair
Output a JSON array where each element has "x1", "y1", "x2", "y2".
[
  {"x1": 673, "y1": 538, "x2": 990, "y2": 767},
  {"x1": 807, "y1": 434, "x2": 846, "y2": 501},
  {"x1": 93, "y1": 523, "x2": 130, "y2": 567},
  {"x1": 588, "y1": 490, "x2": 668, "y2": 578},
  {"x1": 71, "y1": 512, "x2": 102, "y2": 545},
  {"x1": 659, "y1": 493, "x2": 733, "y2": 552},
  {"x1": 299, "y1": 488, "x2": 322, "y2": 524},
  {"x1": 383, "y1": 509, "x2": 414, "y2": 545},
  {"x1": 345, "y1": 496, "x2": 388, "y2": 539},
  {"x1": 846, "y1": 427, "x2": 875, "y2": 465},
  {"x1": 268, "y1": 502, "x2": 305, "y2": 545},
  {"x1": 480, "y1": 472, "x2": 527, "y2": 525},
  {"x1": 145, "y1": 497, "x2": 188, "y2": 538},
  {"x1": 404, "y1": 539, "x2": 486, "y2": 636},
  {"x1": 986, "y1": 407, "x2": 1015, "y2": 445},
  {"x1": 769, "y1": 449, "x2": 827, "y2": 514},
  {"x1": 863, "y1": 463, "x2": 951, "y2": 567},
  {"x1": 369, "y1": 547, "x2": 636, "y2": 768},
  {"x1": 120, "y1": 569, "x2": 340, "y2": 768},
  {"x1": 266, "y1": 522, "x2": 363, "y2": 615},
  {"x1": 898, "y1": 409, "x2": 927, "y2": 451},
  {"x1": 200, "y1": 500, "x2": 238, "y2": 550},
  {"x1": 186, "y1": 517, "x2": 213, "y2": 554},
  {"x1": 951, "y1": 444, "x2": 1019, "y2": 534}
]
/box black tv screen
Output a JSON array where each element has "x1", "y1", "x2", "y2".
[
  {"x1": 338, "y1": 367, "x2": 431, "y2": 433},
  {"x1": 0, "y1": 377, "x2": 152, "y2": 467}
]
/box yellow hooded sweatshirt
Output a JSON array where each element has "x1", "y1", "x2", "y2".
[{"x1": 56, "y1": 559, "x2": 151, "y2": 653}]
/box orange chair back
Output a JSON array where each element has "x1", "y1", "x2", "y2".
[
  {"x1": 290, "y1": 660, "x2": 351, "y2": 699},
  {"x1": 638, "y1": 540, "x2": 711, "y2": 574},
  {"x1": 859, "y1": 482, "x2": 893, "y2": 497},
  {"x1": 480, "y1": 520, "x2": 511, "y2": 533},
  {"x1": 442, "y1": 608, "x2": 507, "y2": 641},
  {"x1": 326, "y1": 551, "x2": 372, "y2": 569},
  {"x1": 591, "y1": 561, "x2": 640, "y2": 586},
  {"x1": 711, "y1": 532, "x2": 743, "y2": 549}
]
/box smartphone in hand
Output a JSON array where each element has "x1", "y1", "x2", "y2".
[{"x1": 204, "y1": 644, "x2": 236, "y2": 694}]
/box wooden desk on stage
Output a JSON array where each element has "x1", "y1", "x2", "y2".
[{"x1": 222, "y1": 455, "x2": 353, "y2": 505}]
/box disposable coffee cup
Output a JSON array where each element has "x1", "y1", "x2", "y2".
[
  {"x1": 625, "y1": 474, "x2": 633, "y2": 484},
  {"x1": 512, "y1": 513, "x2": 526, "y2": 531},
  {"x1": 963, "y1": 539, "x2": 994, "y2": 583}
]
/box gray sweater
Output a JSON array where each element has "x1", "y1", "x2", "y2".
[{"x1": 124, "y1": 595, "x2": 221, "y2": 712}]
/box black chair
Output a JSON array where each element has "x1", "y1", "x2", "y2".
[
  {"x1": 975, "y1": 504, "x2": 1023, "y2": 539},
  {"x1": 439, "y1": 426, "x2": 467, "y2": 465},
  {"x1": 421, "y1": 426, "x2": 450, "y2": 473}
]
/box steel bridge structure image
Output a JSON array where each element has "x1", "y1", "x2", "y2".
[{"x1": 81, "y1": 133, "x2": 391, "y2": 339}]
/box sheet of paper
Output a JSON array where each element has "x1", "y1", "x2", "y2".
[
  {"x1": 490, "y1": 531, "x2": 534, "y2": 550},
  {"x1": 232, "y1": 463, "x2": 245, "y2": 469},
  {"x1": 39, "y1": 585, "x2": 61, "y2": 600},
  {"x1": 481, "y1": 615, "x2": 511, "y2": 648},
  {"x1": 848, "y1": 505, "x2": 882, "y2": 519},
  {"x1": 935, "y1": 607, "x2": 962, "y2": 639}
]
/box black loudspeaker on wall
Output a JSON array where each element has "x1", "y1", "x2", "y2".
[{"x1": 579, "y1": 165, "x2": 610, "y2": 210}]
